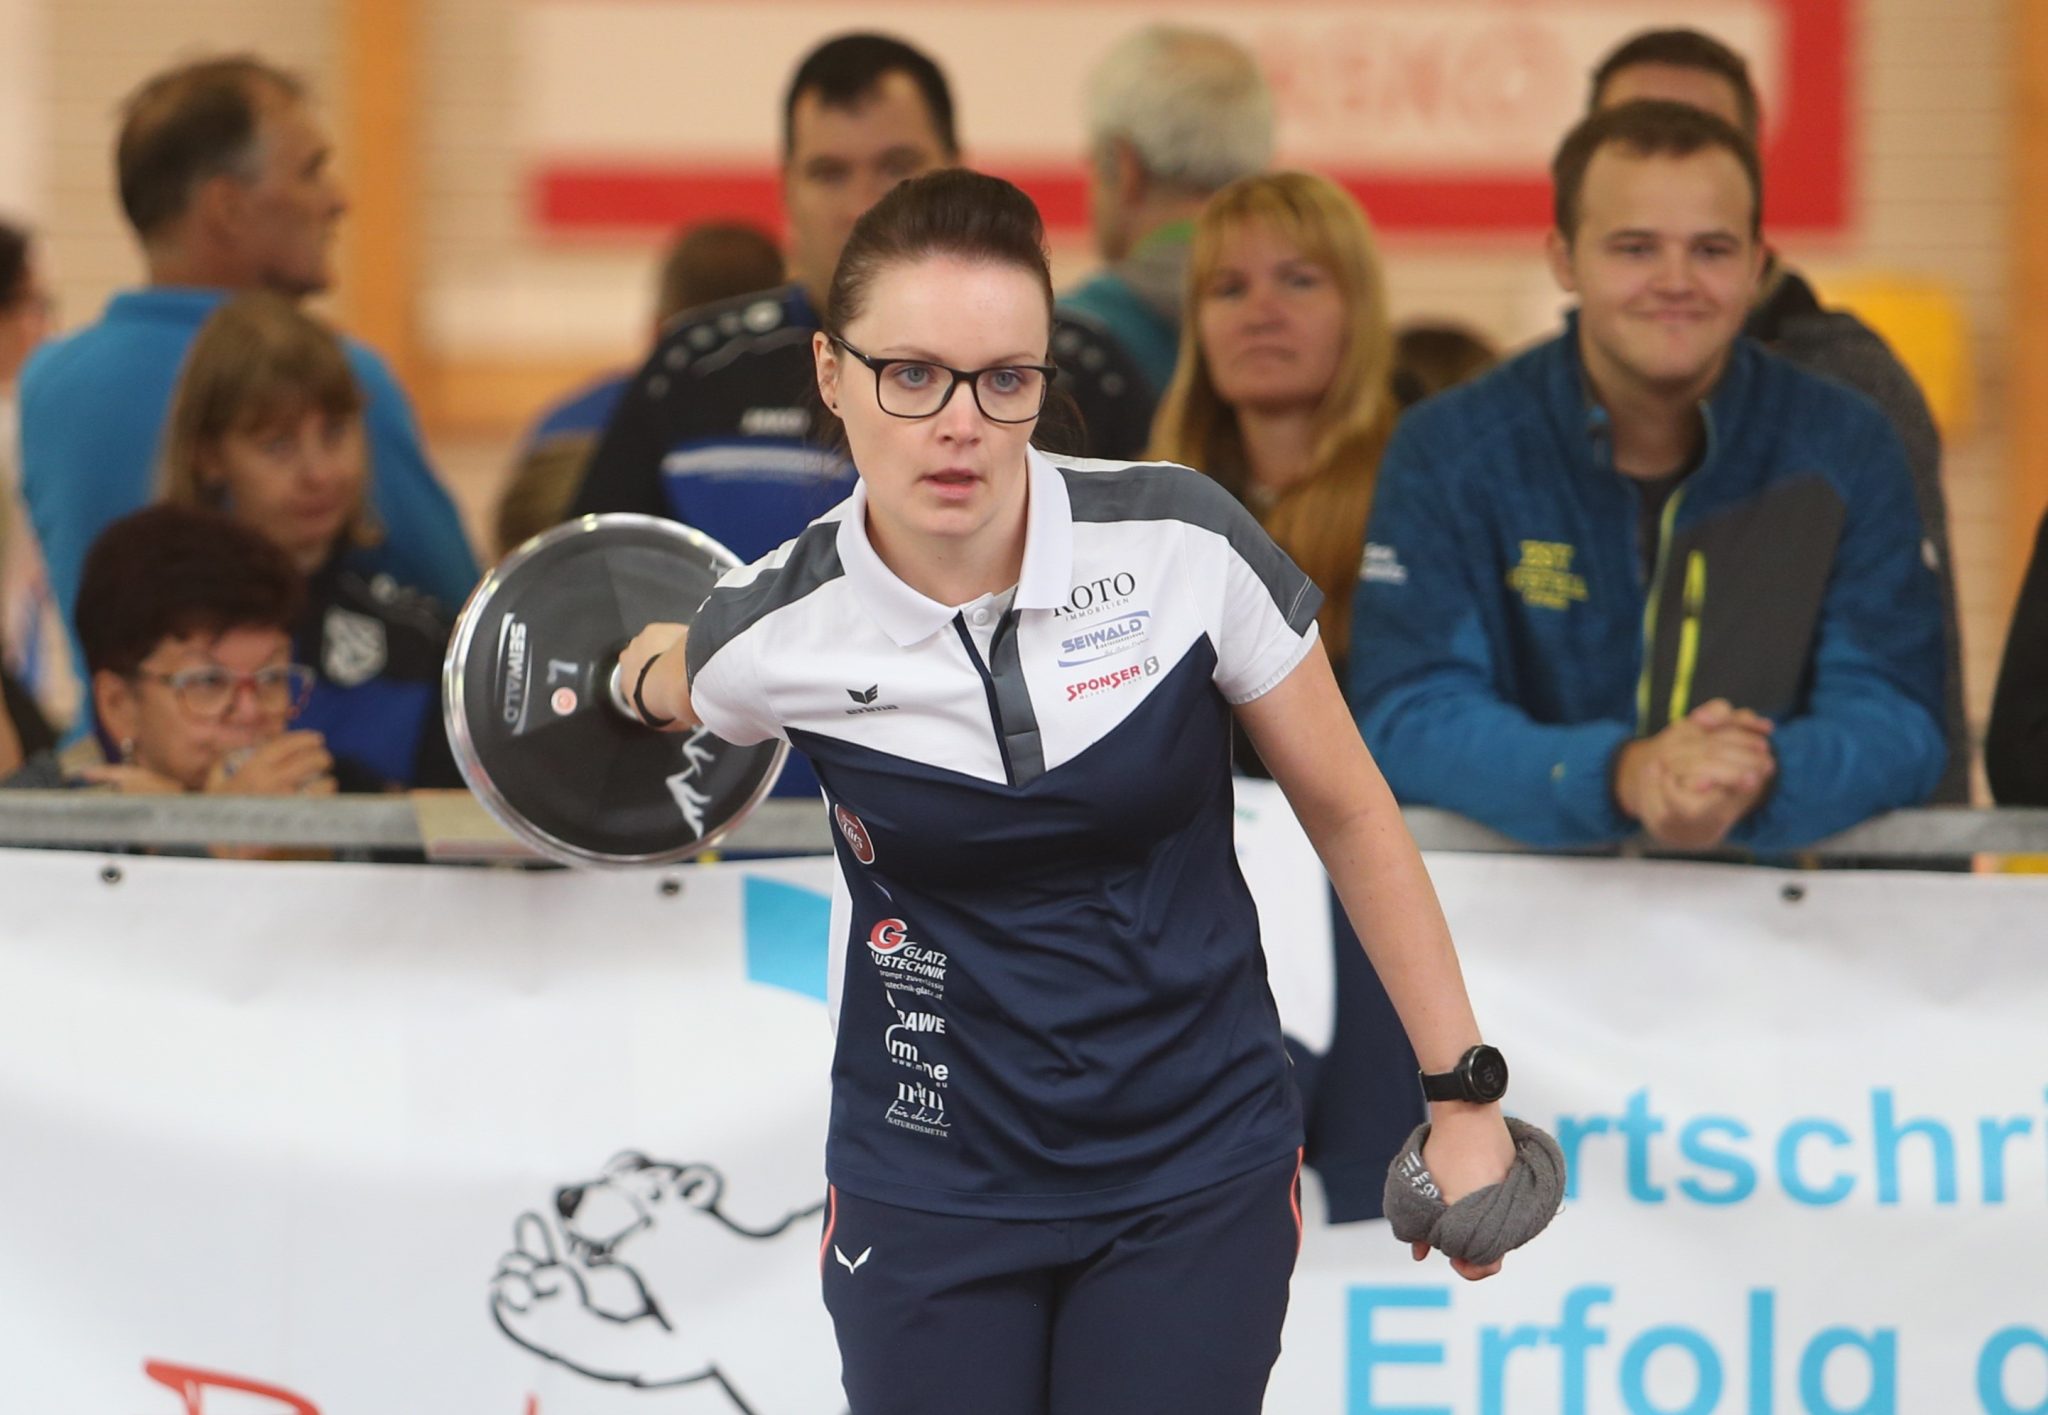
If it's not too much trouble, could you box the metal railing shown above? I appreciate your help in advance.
[3,790,2047,864]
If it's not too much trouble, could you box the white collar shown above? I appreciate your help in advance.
[834,445,1074,647]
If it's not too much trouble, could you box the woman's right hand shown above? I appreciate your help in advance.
[203,730,336,796]
[1415,1104,1519,1281]
[617,622,699,731]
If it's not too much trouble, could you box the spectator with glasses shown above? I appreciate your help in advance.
[158,293,460,790]
[3,504,337,796]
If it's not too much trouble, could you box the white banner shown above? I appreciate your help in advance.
[0,850,842,1415]
[1274,854,2048,1415]
[1,840,2044,1414]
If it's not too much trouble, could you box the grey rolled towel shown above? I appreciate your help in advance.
[1383,1116,1566,1267]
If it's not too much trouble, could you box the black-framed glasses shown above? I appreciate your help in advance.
[833,336,1055,424]
[132,664,316,719]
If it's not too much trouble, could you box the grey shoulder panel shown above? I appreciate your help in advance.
[1056,459,1321,634]
[686,523,845,679]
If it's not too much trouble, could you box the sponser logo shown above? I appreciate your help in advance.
[868,918,910,953]
[1064,655,1159,702]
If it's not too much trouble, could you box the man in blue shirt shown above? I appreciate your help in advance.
[1350,102,1944,852]
[21,55,478,678]
[1061,24,1273,406]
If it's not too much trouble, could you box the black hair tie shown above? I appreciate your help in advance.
[633,652,676,728]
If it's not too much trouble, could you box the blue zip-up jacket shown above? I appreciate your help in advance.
[1348,325,1944,851]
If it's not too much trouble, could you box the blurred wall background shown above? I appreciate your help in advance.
[0,0,2027,769]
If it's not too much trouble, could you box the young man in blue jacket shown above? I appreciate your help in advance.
[1349,101,1944,852]
[1589,27,1969,807]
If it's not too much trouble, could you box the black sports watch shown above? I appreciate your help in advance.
[1418,1044,1509,1104]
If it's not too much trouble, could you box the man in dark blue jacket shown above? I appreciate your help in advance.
[567,35,1152,543]
[568,35,1151,802]
[1350,101,1943,852]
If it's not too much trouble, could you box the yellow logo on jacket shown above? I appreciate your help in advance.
[1507,541,1589,611]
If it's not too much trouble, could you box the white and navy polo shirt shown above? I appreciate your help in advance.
[686,447,1322,1219]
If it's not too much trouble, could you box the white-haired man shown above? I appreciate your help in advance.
[1063,25,1273,402]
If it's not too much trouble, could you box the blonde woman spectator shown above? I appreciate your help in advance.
[1147,171,1421,1225]
[1150,171,1399,688]
[160,294,458,789]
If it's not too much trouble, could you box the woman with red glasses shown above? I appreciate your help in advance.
[3,505,339,797]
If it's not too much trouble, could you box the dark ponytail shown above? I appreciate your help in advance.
[825,168,1054,335]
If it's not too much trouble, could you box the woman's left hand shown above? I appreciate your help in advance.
[616,621,698,731]
[1415,1104,1518,1280]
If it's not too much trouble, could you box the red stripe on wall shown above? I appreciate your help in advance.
[537,153,1838,239]
[1767,0,1851,230]
[535,165,1566,235]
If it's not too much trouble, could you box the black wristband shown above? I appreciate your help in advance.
[632,652,675,727]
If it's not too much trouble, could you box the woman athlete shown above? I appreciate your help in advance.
[621,168,1528,1415]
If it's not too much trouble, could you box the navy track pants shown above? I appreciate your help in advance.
[820,1150,1303,1415]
